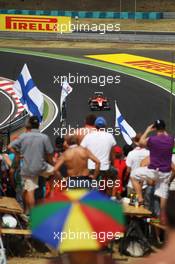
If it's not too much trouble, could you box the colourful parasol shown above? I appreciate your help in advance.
[30,189,125,252]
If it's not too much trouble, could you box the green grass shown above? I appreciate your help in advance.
[0,48,173,94]
[43,100,49,121]
[77,18,175,32]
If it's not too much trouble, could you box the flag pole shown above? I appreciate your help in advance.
[114,100,117,128]
[61,101,67,128]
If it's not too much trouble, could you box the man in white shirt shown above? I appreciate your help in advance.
[81,117,116,194]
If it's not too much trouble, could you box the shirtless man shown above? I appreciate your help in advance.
[54,135,100,189]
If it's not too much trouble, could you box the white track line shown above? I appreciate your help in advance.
[0,90,15,126]
[0,77,58,131]
[41,55,174,97]
[41,93,58,132]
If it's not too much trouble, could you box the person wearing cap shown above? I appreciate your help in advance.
[131,120,174,223]
[9,116,57,213]
[81,116,116,194]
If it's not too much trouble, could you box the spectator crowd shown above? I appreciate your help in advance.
[0,113,175,264]
[0,114,175,226]
[0,114,175,225]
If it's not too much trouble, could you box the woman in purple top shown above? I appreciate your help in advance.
[131,120,174,224]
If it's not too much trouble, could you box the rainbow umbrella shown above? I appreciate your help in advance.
[30,190,125,252]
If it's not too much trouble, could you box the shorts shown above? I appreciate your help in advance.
[131,166,171,199]
[23,163,54,192]
[23,177,38,192]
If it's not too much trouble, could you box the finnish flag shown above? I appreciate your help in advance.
[13,64,44,123]
[115,101,136,145]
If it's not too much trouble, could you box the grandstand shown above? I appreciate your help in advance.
[0,0,174,12]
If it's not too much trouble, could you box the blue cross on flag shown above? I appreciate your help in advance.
[12,64,44,123]
[115,101,136,145]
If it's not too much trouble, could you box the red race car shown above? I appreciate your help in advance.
[88,92,110,111]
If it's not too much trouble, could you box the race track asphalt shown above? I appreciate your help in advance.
[0,50,174,145]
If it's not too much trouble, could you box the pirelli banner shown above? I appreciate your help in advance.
[0,14,72,33]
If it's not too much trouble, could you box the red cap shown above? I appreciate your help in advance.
[114,146,123,154]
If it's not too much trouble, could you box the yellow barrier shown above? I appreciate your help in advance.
[0,14,71,33]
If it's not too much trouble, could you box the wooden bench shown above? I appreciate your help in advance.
[149,221,167,230]
[1,228,31,236]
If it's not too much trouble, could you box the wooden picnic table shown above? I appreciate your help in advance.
[123,203,152,217]
[0,197,23,214]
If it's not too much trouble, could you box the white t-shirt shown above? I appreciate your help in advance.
[126,147,150,188]
[81,131,116,170]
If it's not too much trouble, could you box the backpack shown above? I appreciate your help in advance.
[119,218,151,257]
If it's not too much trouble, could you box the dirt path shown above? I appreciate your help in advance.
[75,18,175,32]
[0,39,175,50]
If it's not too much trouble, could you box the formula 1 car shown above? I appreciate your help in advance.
[88,92,110,111]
